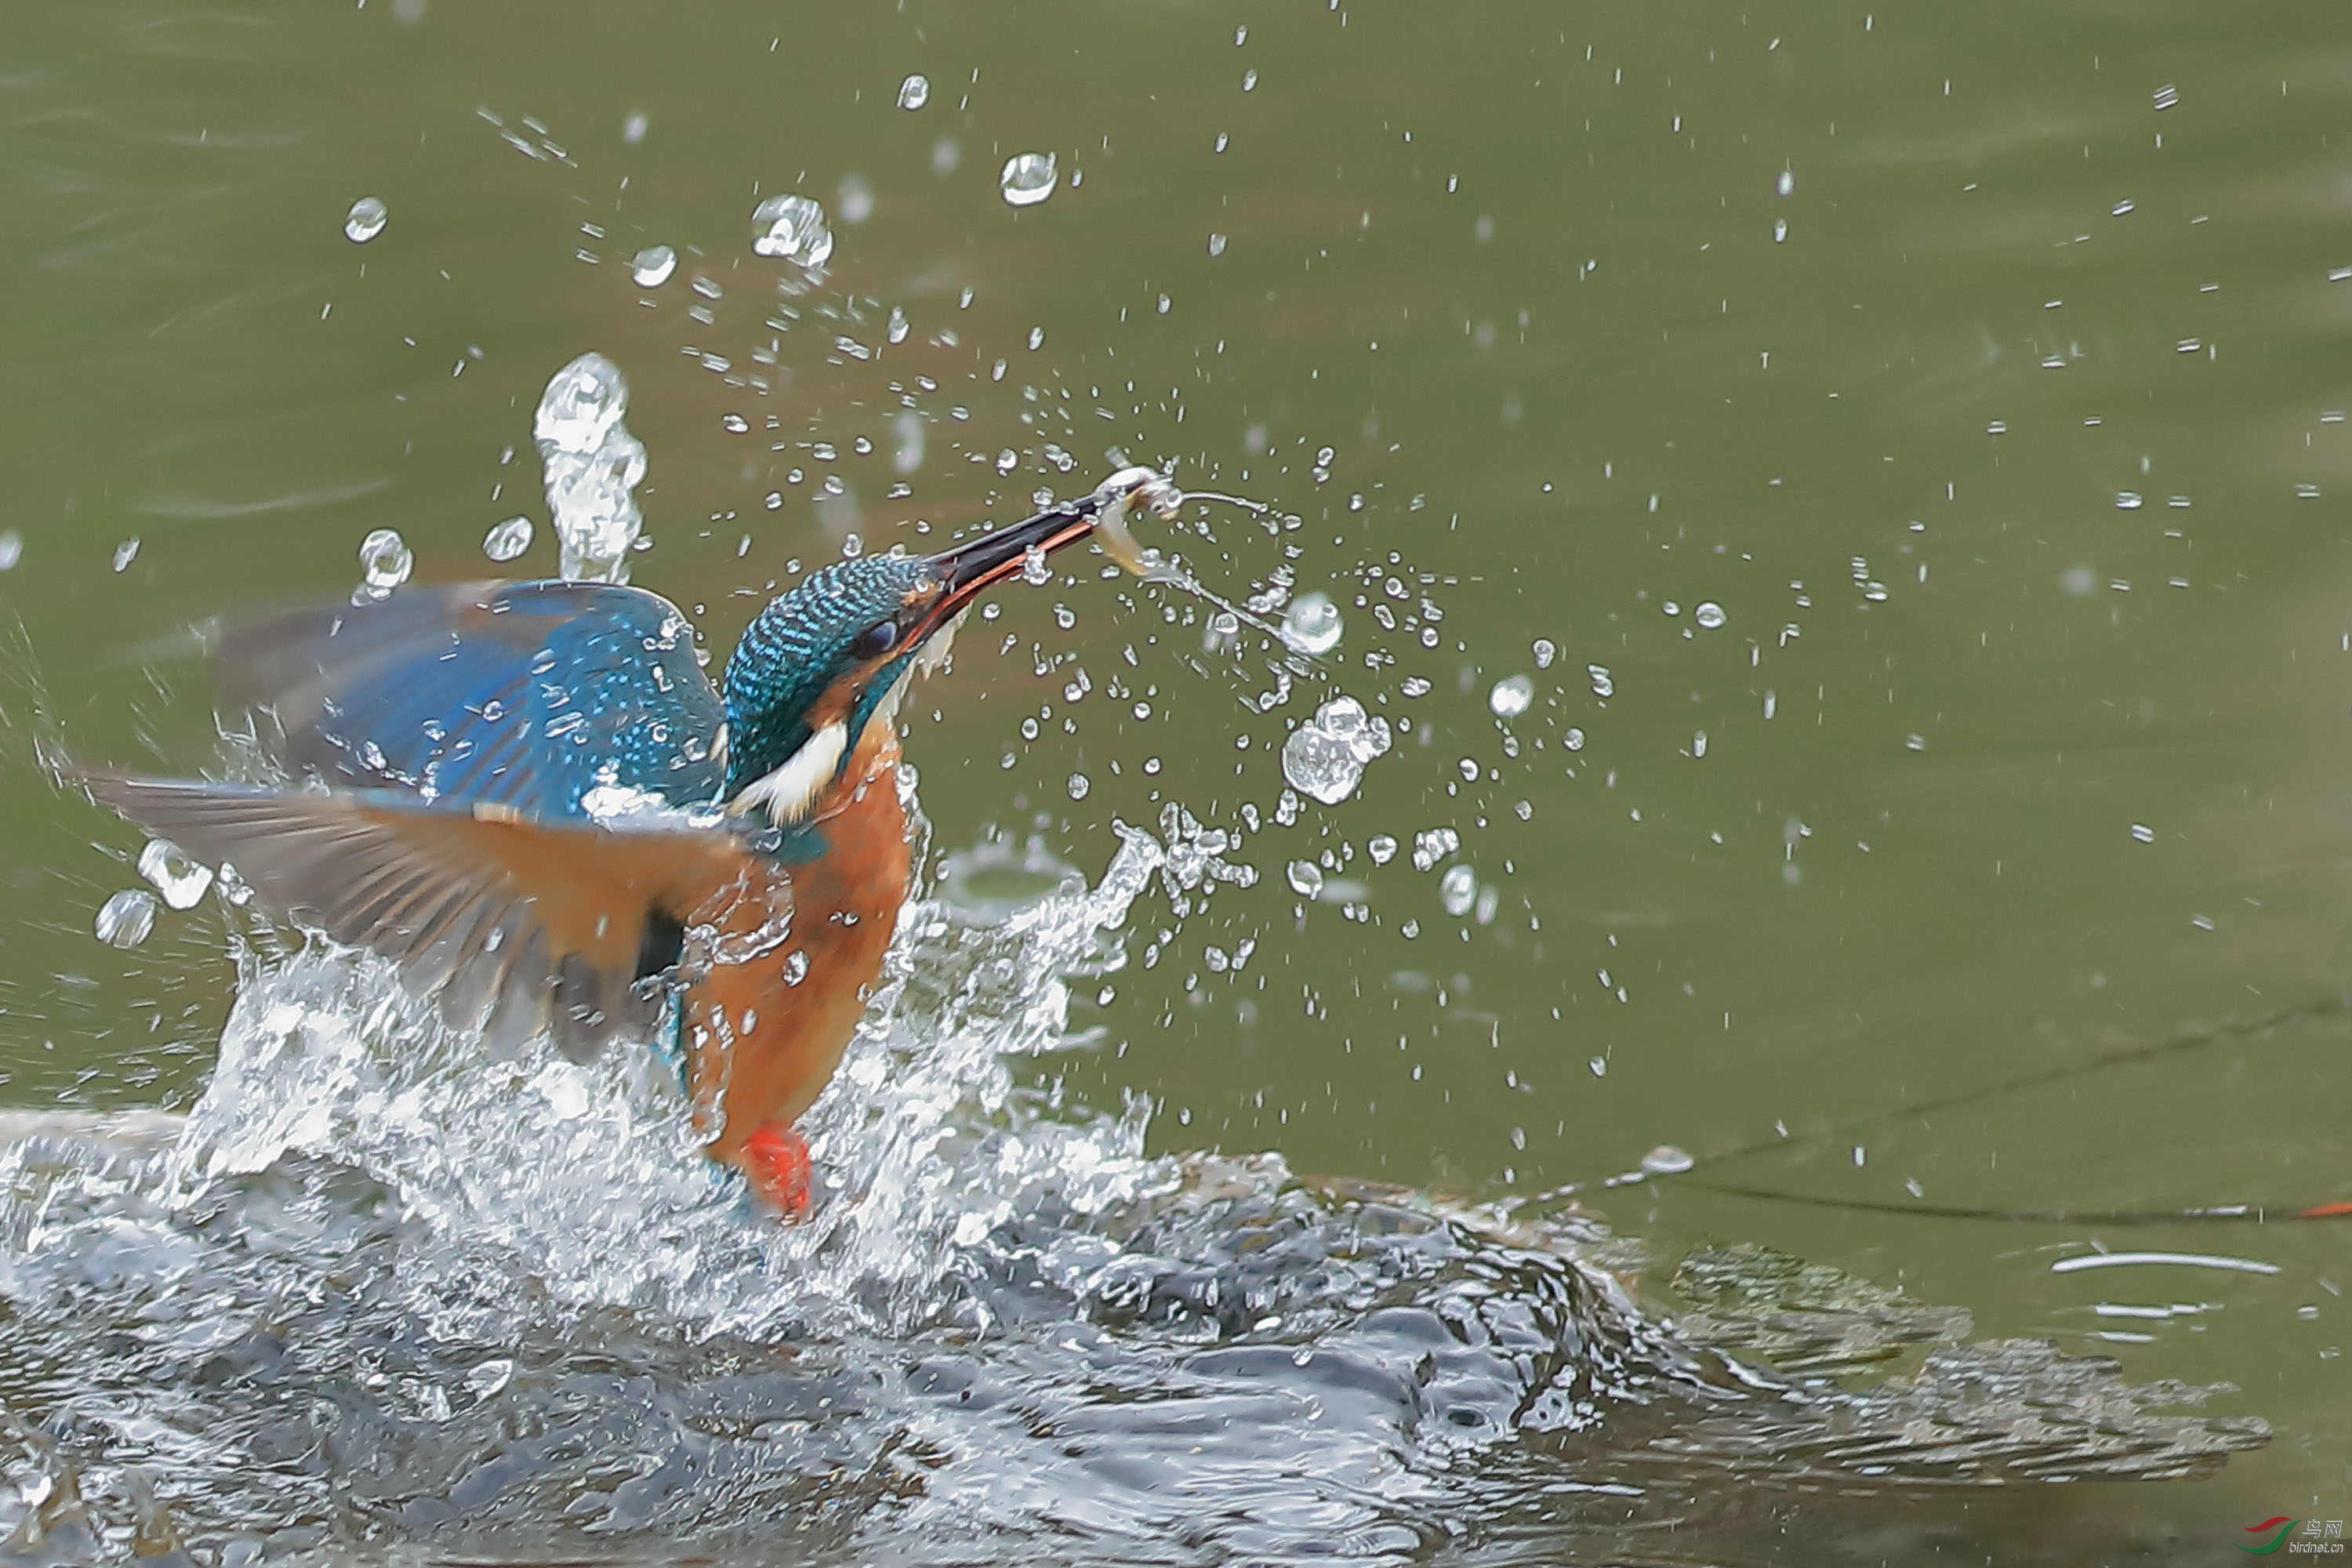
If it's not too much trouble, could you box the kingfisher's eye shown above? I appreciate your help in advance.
[851,621,899,660]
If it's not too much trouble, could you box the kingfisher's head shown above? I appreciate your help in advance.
[718,499,1105,822]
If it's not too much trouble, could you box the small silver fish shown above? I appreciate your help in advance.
[1091,466,1184,581]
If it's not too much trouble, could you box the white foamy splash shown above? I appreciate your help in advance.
[147,789,1192,1341]
[534,352,648,584]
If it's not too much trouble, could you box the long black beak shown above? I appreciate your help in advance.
[923,470,1167,624]
[926,496,1102,609]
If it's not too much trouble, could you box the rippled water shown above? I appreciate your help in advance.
[0,801,2274,1564]
[7,0,2352,1557]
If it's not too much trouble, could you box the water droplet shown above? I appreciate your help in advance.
[2130,822,2155,844]
[343,195,387,243]
[1693,601,1726,629]
[630,245,677,287]
[1207,232,1228,257]
[999,152,1058,208]
[1022,544,1052,586]
[837,172,874,225]
[1588,664,1614,699]
[1488,674,1534,717]
[1242,67,1258,91]
[359,528,413,590]
[886,306,910,344]
[1287,859,1325,898]
[780,950,809,985]
[2116,492,2144,510]
[1279,592,1343,655]
[0,531,20,571]
[1368,834,1398,865]
[897,73,931,111]
[1411,826,1459,873]
[1439,864,1477,916]
[2153,83,2179,111]
[1773,217,1788,242]
[1027,325,1044,350]
[1280,695,1394,806]
[1776,168,1795,196]
[1532,638,1556,669]
[1066,773,1091,800]
[750,194,834,267]
[1640,1145,1695,1175]
[892,411,924,474]
[137,839,212,909]
[1564,727,1586,751]
[621,111,648,144]
[95,889,156,949]
[483,515,533,562]
[112,538,140,572]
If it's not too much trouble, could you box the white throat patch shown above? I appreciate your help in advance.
[728,613,962,826]
[914,607,965,677]
[731,720,847,825]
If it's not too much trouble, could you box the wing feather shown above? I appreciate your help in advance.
[220,581,726,819]
[86,774,772,1062]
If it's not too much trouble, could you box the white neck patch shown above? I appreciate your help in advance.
[914,607,965,677]
[728,614,961,826]
[731,720,847,825]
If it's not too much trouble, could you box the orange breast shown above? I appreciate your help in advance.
[682,729,911,1166]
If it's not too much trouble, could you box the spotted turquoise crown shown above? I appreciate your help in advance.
[720,556,932,799]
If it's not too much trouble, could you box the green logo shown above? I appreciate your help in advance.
[2242,1518,2298,1555]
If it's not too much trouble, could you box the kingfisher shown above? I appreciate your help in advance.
[85,469,1181,1216]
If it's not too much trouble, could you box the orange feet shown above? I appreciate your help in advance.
[741,1123,814,1219]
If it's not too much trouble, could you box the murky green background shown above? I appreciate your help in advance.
[4,0,2350,1553]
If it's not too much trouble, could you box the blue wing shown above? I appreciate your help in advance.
[220,581,725,819]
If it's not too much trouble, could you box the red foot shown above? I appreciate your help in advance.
[2298,1200,2352,1219]
[741,1123,814,1219]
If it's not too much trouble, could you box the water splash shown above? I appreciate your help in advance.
[125,793,1180,1345]
[534,352,648,583]
[1282,695,1392,805]
[0,788,2277,1561]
